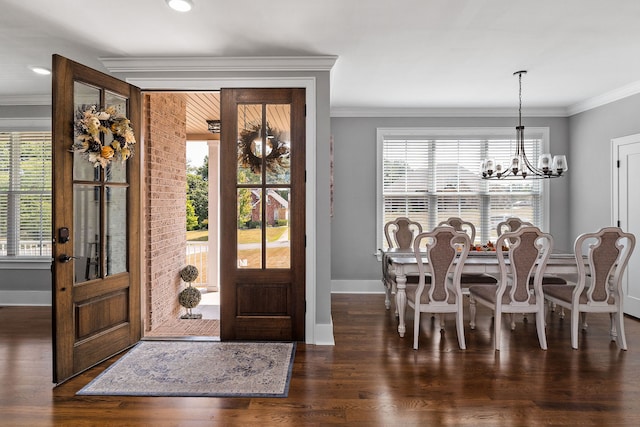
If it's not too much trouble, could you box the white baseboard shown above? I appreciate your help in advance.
[0,290,51,306]
[313,318,335,345]
[331,279,385,294]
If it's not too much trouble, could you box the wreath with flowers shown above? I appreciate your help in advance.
[72,105,136,168]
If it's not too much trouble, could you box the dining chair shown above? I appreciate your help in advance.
[469,226,554,351]
[407,226,471,349]
[543,227,636,350]
[438,217,498,292]
[382,217,423,311]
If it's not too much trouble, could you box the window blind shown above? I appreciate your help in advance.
[380,130,545,247]
[0,131,52,257]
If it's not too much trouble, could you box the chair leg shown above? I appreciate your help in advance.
[510,313,516,330]
[536,309,547,350]
[494,310,502,351]
[413,309,420,350]
[439,314,445,330]
[469,296,477,330]
[456,308,466,350]
[384,281,391,310]
[613,311,628,350]
[581,312,588,330]
[609,312,617,339]
[571,309,580,350]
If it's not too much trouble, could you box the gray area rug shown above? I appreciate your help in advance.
[77,341,296,397]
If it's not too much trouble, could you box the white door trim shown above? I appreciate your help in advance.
[128,76,318,344]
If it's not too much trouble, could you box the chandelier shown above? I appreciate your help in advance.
[481,71,567,180]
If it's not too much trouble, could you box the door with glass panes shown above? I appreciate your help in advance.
[52,55,141,383]
[220,88,305,341]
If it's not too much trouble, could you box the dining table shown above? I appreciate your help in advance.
[383,248,582,338]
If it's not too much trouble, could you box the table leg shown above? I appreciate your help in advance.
[395,269,407,337]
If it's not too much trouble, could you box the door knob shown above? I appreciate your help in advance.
[58,254,77,263]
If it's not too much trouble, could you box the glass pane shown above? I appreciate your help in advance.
[266,104,291,184]
[266,188,290,268]
[105,92,128,183]
[106,186,127,276]
[237,188,261,269]
[74,185,101,283]
[237,104,262,184]
[73,82,101,181]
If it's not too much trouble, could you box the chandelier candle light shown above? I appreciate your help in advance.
[481,71,567,180]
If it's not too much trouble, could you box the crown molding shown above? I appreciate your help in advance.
[330,106,569,118]
[100,56,338,73]
[0,95,50,106]
[568,80,640,116]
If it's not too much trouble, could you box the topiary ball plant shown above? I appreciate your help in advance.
[178,265,201,318]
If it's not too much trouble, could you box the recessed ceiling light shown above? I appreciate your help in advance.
[166,0,193,12]
[29,66,51,76]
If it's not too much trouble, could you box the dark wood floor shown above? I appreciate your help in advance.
[2,294,640,426]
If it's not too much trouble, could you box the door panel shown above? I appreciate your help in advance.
[619,140,640,317]
[52,54,141,383]
[220,88,305,341]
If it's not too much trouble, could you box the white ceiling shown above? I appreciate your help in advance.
[2,0,640,115]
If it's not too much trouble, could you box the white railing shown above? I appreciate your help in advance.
[0,241,52,257]
[186,241,208,288]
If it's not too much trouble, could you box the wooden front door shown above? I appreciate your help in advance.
[220,88,305,341]
[52,55,141,383]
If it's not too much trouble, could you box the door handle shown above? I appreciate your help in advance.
[58,254,77,263]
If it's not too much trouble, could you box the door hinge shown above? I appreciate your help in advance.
[304,170,307,182]
[304,104,307,117]
[304,235,307,247]
[617,160,621,168]
[618,220,621,227]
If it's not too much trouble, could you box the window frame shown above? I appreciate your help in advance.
[376,127,551,250]
[0,118,52,262]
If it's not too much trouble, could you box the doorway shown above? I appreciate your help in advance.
[142,89,307,341]
[142,92,221,339]
[612,134,640,318]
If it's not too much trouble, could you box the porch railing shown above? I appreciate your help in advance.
[0,241,52,257]
[186,241,208,288]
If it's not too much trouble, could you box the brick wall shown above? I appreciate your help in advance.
[144,93,187,329]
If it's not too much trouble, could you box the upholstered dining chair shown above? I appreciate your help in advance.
[438,217,498,292]
[382,217,423,311]
[469,226,554,351]
[407,226,471,349]
[543,227,636,350]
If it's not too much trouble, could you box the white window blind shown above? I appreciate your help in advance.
[0,131,52,257]
[378,128,547,248]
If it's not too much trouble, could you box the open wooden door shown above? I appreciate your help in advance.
[220,88,305,341]
[51,55,141,383]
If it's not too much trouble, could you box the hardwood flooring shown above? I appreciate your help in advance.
[2,294,640,426]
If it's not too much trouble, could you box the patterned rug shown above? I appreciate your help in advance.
[77,341,296,397]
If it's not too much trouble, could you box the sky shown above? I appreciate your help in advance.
[186,141,208,167]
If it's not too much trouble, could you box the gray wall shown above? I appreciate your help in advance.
[330,116,571,284]
[569,92,640,240]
